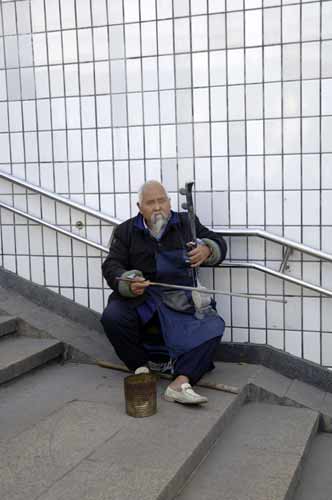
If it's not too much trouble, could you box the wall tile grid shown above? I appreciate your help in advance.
[0,0,331,366]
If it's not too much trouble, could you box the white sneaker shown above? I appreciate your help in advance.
[134,366,150,375]
[164,383,208,405]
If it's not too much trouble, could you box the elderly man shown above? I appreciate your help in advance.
[101,181,227,405]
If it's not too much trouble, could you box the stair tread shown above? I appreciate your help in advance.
[0,315,15,322]
[0,287,114,362]
[0,284,329,500]
[176,403,319,500]
[0,336,63,386]
[0,362,242,500]
[0,336,62,368]
[294,433,332,500]
[0,316,17,337]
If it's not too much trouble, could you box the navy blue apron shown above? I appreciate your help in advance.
[145,247,225,359]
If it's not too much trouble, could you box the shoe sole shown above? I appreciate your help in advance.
[163,394,208,405]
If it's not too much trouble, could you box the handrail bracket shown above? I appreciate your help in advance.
[279,246,293,273]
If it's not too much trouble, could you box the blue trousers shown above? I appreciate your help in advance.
[101,299,220,385]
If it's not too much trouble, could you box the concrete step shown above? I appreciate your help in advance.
[0,286,116,363]
[176,403,319,500]
[293,433,332,500]
[0,336,64,385]
[0,362,246,500]
[0,315,17,337]
[203,363,332,433]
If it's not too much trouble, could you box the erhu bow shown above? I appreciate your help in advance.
[116,277,286,303]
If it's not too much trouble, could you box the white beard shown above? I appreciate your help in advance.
[149,213,168,238]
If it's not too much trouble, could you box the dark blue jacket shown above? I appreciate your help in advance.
[102,211,227,308]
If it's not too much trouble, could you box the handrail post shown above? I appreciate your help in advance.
[279,246,293,273]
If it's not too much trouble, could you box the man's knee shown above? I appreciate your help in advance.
[101,301,135,337]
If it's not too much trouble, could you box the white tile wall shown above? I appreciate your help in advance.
[249,328,266,345]
[267,329,284,351]
[285,330,302,358]
[0,0,331,366]
[322,334,332,366]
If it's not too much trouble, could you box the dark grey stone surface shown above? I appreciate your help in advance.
[203,363,332,433]
[0,400,125,500]
[177,403,319,500]
[2,268,332,500]
[2,276,332,432]
[319,392,332,432]
[217,342,332,394]
[248,365,293,399]
[1,353,329,500]
[201,361,260,389]
[286,379,326,411]
[0,285,117,364]
[2,266,332,395]
[293,433,332,500]
[0,361,242,500]
[216,341,266,364]
[0,336,64,385]
[0,316,17,337]
[0,362,118,442]
[0,267,103,333]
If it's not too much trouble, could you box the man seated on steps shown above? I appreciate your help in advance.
[101,180,227,405]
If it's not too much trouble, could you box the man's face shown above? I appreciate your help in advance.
[138,184,171,225]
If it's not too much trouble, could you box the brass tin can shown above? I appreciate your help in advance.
[124,373,157,418]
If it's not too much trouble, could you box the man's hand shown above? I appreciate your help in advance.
[187,244,212,268]
[129,276,150,296]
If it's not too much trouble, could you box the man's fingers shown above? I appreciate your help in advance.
[189,251,207,267]
[133,283,150,290]
[189,250,204,266]
[189,257,199,264]
[130,278,150,295]
[188,245,211,267]
[189,248,204,260]
[188,247,206,258]
[189,257,202,267]
[132,282,150,289]
[190,258,204,268]
[136,279,150,286]
[131,277,149,286]
[187,248,200,257]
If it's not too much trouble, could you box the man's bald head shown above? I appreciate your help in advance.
[137,180,168,205]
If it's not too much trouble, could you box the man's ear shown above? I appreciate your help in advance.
[137,201,141,213]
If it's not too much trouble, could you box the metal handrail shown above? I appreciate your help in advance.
[221,262,332,297]
[1,171,332,297]
[1,171,331,264]
[220,229,332,263]
[1,201,332,298]
[0,171,121,226]
[0,201,107,253]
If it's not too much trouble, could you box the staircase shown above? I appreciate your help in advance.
[0,282,331,500]
[176,403,318,500]
[293,433,332,500]
[0,315,64,385]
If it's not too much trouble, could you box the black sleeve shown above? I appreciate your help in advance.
[195,215,227,264]
[101,225,130,291]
